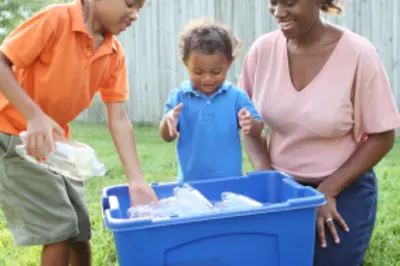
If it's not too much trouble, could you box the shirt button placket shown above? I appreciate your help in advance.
[86,35,93,56]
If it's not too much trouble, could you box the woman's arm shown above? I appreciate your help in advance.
[317,130,395,197]
[243,132,272,171]
[316,42,400,248]
[315,130,395,248]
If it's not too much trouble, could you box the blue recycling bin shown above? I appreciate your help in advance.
[102,170,325,266]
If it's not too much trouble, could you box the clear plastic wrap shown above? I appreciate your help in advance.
[127,184,263,220]
[15,131,107,181]
[214,192,263,212]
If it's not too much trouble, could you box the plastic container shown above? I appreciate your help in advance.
[15,131,106,181]
[102,170,326,266]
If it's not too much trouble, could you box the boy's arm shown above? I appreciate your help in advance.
[100,48,158,205]
[0,53,43,121]
[0,9,64,161]
[106,102,158,205]
[0,53,64,162]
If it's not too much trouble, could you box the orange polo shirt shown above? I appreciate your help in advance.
[0,0,128,138]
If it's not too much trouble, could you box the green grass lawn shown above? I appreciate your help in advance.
[0,121,399,266]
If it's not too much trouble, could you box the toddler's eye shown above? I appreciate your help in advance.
[126,0,133,8]
[212,70,221,75]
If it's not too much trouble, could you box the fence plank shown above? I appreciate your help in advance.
[76,0,400,136]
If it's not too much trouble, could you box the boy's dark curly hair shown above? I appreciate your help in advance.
[179,18,242,61]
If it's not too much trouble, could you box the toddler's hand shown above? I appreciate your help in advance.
[166,103,183,138]
[238,108,253,136]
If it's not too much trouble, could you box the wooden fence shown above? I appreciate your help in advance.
[76,0,400,130]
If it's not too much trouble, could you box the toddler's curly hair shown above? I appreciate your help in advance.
[179,18,242,61]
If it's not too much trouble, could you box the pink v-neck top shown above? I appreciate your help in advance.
[239,29,400,179]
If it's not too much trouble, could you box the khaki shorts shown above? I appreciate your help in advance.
[0,132,91,246]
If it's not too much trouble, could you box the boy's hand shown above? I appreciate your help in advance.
[129,180,159,207]
[238,108,254,136]
[26,112,64,163]
[166,103,183,138]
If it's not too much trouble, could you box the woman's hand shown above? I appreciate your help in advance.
[316,191,349,248]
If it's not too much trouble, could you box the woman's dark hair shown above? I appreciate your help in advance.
[179,18,242,61]
[321,0,343,14]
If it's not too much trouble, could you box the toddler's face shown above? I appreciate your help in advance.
[184,51,232,96]
[94,0,144,35]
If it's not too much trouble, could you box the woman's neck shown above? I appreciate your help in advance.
[289,18,327,49]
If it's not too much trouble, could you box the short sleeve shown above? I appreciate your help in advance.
[164,88,181,114]
[99,53,129,103]
[0,7,57,68]
[353,47,400,140]
[237,44,258,99]
[237,89,261,121]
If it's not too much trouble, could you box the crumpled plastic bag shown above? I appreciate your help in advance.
[15,131,107,181]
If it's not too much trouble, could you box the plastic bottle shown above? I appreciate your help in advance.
[215,192,262,212]
[127,196,182,220]
[172,184,215,217]
[15,131,107,181]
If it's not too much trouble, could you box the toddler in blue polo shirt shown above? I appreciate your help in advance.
[159,19,265,182]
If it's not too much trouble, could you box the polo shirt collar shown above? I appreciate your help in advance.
[70,0,118,52]
[183,80,231,95]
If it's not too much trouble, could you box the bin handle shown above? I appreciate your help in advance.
[102,196,110,212]
[102,196,120,212]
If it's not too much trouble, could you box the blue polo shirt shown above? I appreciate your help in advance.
[164,80,262,182]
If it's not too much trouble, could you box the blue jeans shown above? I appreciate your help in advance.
[312,170,378,266]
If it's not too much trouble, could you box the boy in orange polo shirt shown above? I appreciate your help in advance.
[0,0,157,265]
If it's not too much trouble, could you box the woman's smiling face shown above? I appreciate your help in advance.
[268,0,322,39]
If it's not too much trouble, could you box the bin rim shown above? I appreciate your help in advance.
[101,171,326,231]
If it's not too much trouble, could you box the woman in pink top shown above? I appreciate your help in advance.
[239,0,400,265]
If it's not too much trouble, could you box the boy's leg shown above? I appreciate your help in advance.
[41,241,70,266]
[70,241,91,266]
[0,132,92,266]
[63,177,92,266]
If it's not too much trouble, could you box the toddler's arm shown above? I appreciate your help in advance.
[159,89,182,142]
[237,89,264,137]
[159,103,182,142]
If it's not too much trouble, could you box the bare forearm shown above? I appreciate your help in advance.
[318,130,395,197]
[108,115,145,183]
[159,117,176,142]
[0,53,42,120]
[243,133,272,171]
[248,120,264,137]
